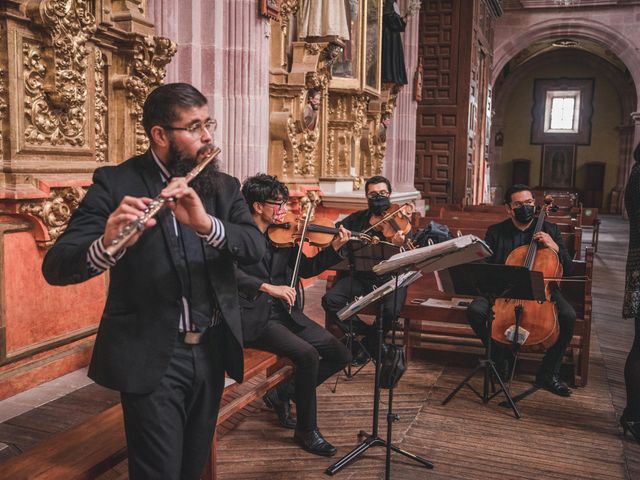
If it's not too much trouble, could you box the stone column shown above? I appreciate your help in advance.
[147,0,270,180]
[382,0,420,201]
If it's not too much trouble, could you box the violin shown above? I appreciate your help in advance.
[492,196,561,352]
[365,202,414,247]
[268,212,375,248]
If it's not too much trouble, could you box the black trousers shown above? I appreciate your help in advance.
[120,332,225,480]
[322,275,407,353]
[247,313,350,431]
[466,290,576,376]
[624,314,640,419]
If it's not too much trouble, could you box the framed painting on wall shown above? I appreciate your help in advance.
[260,0,281,20]
[541,144,576,188]
[363,0,382,93]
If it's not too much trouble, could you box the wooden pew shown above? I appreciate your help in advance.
[0,349,293,480]
[418,217,582,261]
[580,207,601,253]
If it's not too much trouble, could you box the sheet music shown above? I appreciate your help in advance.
[419,297,472,309]
[337,271,423,321]
[372,235,492,276]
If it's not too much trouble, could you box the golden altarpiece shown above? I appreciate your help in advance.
[268,0,399,197]
[0,0,175,398]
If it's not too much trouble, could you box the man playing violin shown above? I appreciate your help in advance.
[466,184,576,397]
[237,174,351,457]
[322,175,411,366]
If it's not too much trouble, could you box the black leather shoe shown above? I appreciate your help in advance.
[263,389,296,429]
[534,373,572,397]
[294,429,337,457]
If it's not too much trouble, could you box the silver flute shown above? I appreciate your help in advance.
[105,145,221,257]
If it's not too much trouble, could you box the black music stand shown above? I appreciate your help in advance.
[329,242,399,390]
[439,263,546,419]
[326,271,434,478]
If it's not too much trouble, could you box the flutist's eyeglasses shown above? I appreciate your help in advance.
[162,119,217,137]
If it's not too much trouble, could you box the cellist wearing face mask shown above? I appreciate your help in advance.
[322,175,414,367]
[466,184,577,397]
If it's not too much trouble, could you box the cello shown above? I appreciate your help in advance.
[491,197,561,352]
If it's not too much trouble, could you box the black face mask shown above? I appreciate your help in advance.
[513,204,535,224]
[368,196,391,215]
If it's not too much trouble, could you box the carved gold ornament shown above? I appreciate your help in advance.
[24,0,97,147]
[122,36,177,154]
[279,0,301,36]
[94,48,108,163]
[19,186,86,246]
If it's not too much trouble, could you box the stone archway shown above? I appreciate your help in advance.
[492,17,640,103]
[490,17,640,209]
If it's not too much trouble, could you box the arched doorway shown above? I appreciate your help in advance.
[490,22,638,211]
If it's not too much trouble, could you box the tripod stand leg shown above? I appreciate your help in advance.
[325,435,383,475]
[499,385,540,407]
[387,443,434,469]
[441,362,486,405]
[488,362,521,418]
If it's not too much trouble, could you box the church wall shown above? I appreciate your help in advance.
[0,0,175,399]
[498,61,621,203]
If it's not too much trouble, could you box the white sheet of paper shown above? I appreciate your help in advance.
[420,298,453,308]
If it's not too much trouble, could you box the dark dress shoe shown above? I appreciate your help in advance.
[263,389,296,429]
[621,413,640,444]
[294,429,337,457]
[534,374,572,397]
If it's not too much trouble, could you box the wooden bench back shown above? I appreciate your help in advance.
[0,348,292,480]
[416,212,582,260]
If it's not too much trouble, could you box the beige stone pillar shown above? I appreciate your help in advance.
[148,0,270,180]
[383,0,421,202]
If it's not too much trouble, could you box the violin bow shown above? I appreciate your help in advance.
[288,201,315,313]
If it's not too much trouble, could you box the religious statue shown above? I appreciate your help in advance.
[298,0,350,43]
[303,88,322,131]
[381,0,408,85]
[378,112,391,143]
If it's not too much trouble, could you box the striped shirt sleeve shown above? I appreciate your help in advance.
[196,214,227,248]
[86,235,126,276]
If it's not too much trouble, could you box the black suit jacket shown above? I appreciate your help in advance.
[236,239,342,343]
[42,151,265,393]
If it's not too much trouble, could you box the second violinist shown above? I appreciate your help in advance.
[322,175,414,366]
[236,174,351,457]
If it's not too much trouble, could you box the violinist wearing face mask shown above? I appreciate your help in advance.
[466,184,576,397]
[322,176,412,366]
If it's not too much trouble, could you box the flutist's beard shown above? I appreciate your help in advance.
[167,142,220,197]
